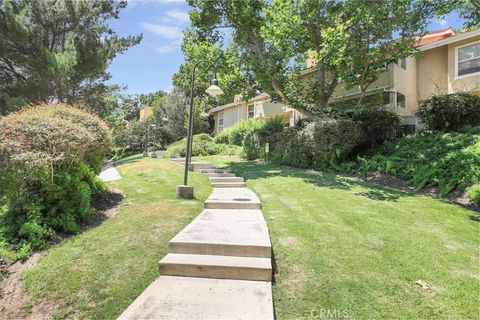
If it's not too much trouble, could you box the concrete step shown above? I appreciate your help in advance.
[200,168,228,173]
[204,188,261,209]
[159,253,272,281]
[206,172,235,177]
[118,276,274,320]
[211,181,246,188]
[209,176,244,183]
[190,162,215,170]
[168,158,185,163]
[169,209,271,258]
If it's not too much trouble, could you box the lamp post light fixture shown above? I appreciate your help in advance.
[176,60,223,199]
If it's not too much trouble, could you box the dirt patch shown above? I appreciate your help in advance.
[283,264,308,294]
[0,253,57,320]
[345,171,478,211]
[92,187,124,218]
[279,236,299,249]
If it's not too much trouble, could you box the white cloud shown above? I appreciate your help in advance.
[165,10,190,24]
[439,19,448,26]
[142,23,183,39]
[156,45,178,54]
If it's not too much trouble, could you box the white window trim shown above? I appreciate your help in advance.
[247,104,255,119]
[217,111,224,130]
[454,40,480,80]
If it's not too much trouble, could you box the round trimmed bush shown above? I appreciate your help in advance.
[0,104,111,253]
[417,92,480,131]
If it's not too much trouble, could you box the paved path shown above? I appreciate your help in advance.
[119,162,274,320]
[99,161,121,182]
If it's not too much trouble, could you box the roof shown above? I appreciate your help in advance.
[415,28,456,47]
[417,28,480,51]
[209,93,269,114]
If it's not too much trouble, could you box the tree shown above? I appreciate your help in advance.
[0,0,141,115]
[173,31,248,107]
[185,0,455,115]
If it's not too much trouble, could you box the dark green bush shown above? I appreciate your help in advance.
[244,117,363,171]
[0,104,110,258]
[351,109,400,148]
[417,92,480,131]
[242,117,286,160]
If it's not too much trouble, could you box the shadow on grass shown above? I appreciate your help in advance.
[223,160,411,202]
[113,154,145,166]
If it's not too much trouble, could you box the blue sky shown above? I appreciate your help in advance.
[107,1,465,95]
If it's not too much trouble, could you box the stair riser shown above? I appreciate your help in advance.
[209,177,244,182]
[159,263,272,281]
[211,183,246,188]
[200,169,228,173]
[206,173,235,177]
[169,242,271,258]
[204,202,261,209]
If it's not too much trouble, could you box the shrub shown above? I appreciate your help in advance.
[243,117,363,171]
[351,109,400,149]
[242,117,286,160]
[347,129,480,196]
[0,104,110,256]
[213,119,264,146]
[306,118,363,170]
[466,184,480,205]
[417,92,480,131]
[166,134,241,157]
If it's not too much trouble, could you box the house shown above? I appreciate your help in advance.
[139,105,153,120]
[208,93,307,132]
[210,28,479,132]
[302,28,480,129]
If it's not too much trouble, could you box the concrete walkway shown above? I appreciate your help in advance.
[119,162,274,320]
[98,161,121,182]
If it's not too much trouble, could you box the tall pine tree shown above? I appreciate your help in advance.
[0,0,141,116]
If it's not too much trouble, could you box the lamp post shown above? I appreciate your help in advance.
[176,60,223,199]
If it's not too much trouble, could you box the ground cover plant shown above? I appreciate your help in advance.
[346,126,480,197]
[0,104,111,260]
[197,155,479,319]
[13,156,212,319]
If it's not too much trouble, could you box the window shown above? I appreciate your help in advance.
[395,58,406,69]
[247,104,255,119]
[397,93,406,108]
[218,112,224,126]
[456,41,480,77]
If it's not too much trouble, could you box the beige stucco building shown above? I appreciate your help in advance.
[211,28,479,132]
[303,28,480,128]
[209,93,307,133]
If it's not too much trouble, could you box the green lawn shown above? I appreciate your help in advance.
[22,155,212,319]
[20,155,479,319]
[198,155,479,319]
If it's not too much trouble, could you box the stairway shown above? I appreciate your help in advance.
[118,162,274,320]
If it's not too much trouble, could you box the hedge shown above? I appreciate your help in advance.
[0,104,111,259]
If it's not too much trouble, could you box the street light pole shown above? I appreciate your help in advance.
[177,59,223,199]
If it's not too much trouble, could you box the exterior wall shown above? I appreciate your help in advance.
[212,96,303,132]
[215,104,247,132]
[416,46,449,102]
[392,57,418,118]
[447,36,480,94]
[139,106,153,120]
[332,68,392,101]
